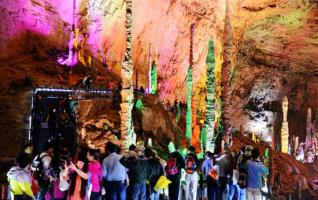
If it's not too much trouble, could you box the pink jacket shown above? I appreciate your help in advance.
[88,161,102,192]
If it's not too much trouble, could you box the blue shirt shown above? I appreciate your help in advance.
[201,158,212,179]
[246,160,269,189]
[102,152,127,181]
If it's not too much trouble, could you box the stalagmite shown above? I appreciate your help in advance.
[120,0,135,149]
[281,96,289,154]
[220,0,233,147]
[147,44,152,94]
[190,24,201,151]
[205,39,216,152]
[294,136,299,157]
[185,24,194,146]
[305,108,315,163]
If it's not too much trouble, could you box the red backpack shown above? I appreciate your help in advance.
[185,155,196,174]
[166,158,179,176]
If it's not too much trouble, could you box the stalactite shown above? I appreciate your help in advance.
[120,0,135,149]
[186,24,194,146]
[220,0,233,147]
[205,39,216,153]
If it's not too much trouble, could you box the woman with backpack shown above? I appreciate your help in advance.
[165,151,184,200]
[184,146,199,200]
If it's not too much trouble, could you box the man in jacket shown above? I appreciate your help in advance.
[120,149,149,200]
[7,153,35,200]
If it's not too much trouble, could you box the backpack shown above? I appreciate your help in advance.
[166,158,178,176]
[31,154,49,181]
[237,156,249,189]
[237,172,247,189]
[208,167,219,180]
[185,156,196,174]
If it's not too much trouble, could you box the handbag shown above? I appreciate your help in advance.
[58,171,70,192]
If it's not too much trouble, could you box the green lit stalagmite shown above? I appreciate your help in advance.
[186,67,193,145]
[150,61,157,94]
[205,39,216,152]
[185,24,194,146]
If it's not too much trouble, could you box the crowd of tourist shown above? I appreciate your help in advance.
[6,140,269,200]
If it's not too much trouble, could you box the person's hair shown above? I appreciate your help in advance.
[16,153,32,168]
[106,142,116,153]
[88,148,99,160]
[23,142,33,153]
[188,145,196,153]
[43,142,54,152]
[144,148,153,158]
[129,144,136,151]
[251,148,260,160]
[69,157,88,198]
[205,151,213,158]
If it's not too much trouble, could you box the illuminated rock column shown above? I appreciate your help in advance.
[305,108,315,163]
[220,0,233,146]
[120,0,135,149]
[306,108,312,146]
[281,96,289,154]
[205,39,216,153]
[185,25,194,146]
[150,61,157,94]
[189,24,201,151]
[147,45,152,94]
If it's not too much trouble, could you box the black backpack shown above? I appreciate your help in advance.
[31,154,49,181]
[237,156,249,189]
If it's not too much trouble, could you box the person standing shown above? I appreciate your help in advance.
[246,148,269,200]
[165,151,184,200]
[216,151,230,200]
[202,152,219,200]
[87,149,103,200]
[102,142,127,200]
[47,108,58,141]
[7,153,35,200]
[120,149,149,200]
[34,142,55,200]
[67,154,89,200]
[144,148,164,200]
[184,146,199,200]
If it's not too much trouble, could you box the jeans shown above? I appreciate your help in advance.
[206,177,218,200]
[149,192,159,200]
[228,180,237,200]
[131,183,146,200]
[90,191,102,200]
[168,176,180,200]
[246,188,261,200]
[237,186,246,200]
[14,195,33,200]
[217,177,229,200]
[185,172,198,200]
[105,180,126,200]
[36,180,50,200]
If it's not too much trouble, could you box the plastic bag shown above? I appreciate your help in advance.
[154,176,171,192]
